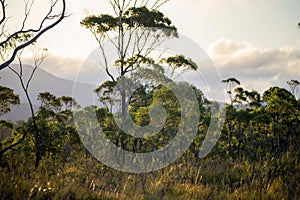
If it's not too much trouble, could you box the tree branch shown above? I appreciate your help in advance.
[0,0,6,25]
[0,0,66,70]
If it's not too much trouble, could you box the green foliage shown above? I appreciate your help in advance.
[222,77,241,86]
[0,85,20,115]
[0,119,13,130]
[80,14,118,33]
[161,54,198,71]
[1,0,299,198]
[0,83,299,199]
[0,33,33,50]
[81,6,177,37]
[123,6,177,36]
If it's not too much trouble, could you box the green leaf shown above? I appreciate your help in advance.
[81,14,118,33]
[160,54,198,70]
[0,119,13,129]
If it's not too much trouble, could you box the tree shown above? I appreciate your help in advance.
[244,90,261,108]
[0,85,20,116]
[94,81,118,112]
[34,92,79,165]
[233,87,246,105]
[263,87,299,154]
[0,85,22,159]
[0,0,66,70]
[81,0,196,115]
[221,77,241,105]
[287,80,299,98]
[0,85,19,145]
[1,45,79,167]
[6,45,48,167]
[81,0,199,160]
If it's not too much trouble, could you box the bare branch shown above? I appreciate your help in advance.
[0,0,66,70]
[21,0,35,31]
[99,41,116,83]
[26,48,47,90]
[0,0,6,25]
[151,0,170,9]
[0,0,59,46]
[2,46,47,159]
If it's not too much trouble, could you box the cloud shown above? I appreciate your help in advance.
[12,38,300,102]
[209,38,300,94]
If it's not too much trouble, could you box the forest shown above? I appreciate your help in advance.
[0,0,300,199]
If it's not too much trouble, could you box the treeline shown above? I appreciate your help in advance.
[0,78,299,199]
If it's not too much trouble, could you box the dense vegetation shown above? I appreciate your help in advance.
[0,0,299,199]
[0,77,299,199]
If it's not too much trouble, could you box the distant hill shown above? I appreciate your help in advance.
[1,103,39,123]
[0,65,99,122]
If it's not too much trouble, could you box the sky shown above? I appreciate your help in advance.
[6,0,300,101]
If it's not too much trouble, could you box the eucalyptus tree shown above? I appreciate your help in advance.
[221,77,241,105]
[94,81,118,112]
[81,0,196,115]
[244,90,261,108]
[233,87,246,106]
[287,80,299,98]
[7,44,49,167]
[81,0,199,157]
[0,85,20,157]
[30,92,80,166]
[263,87,299,154]
[1,49,79,166]
[0,85,20,116]
[220,78,240,155]
[0,85,19,144]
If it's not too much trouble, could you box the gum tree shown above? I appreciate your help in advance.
[81,0,199,163]
[81,0,197,114]
[221,77,241,105]
[0,85,20,158]
[287,80,299,98]
[263,87,299,154]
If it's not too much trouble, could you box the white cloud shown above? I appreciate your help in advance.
[209,38,300,94]
[12,38,300,102]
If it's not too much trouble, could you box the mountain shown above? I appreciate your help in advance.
[2,103,39,123]
[0,65,99,122]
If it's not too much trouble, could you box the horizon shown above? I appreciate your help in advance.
[3,0,300,102]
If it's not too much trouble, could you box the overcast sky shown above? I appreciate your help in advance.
[7,0,300,101]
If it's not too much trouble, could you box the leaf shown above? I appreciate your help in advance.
[0,119,13,129]
[80,14,118,33]
[160,54,198,70]
[0,85,20,115]
[124,6,177,37]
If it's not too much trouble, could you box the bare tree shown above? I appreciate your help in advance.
[0,0,66,70]
[0,46,47,166]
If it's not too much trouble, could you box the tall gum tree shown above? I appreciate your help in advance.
[81,0,199,163]
[81,0,198,120]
